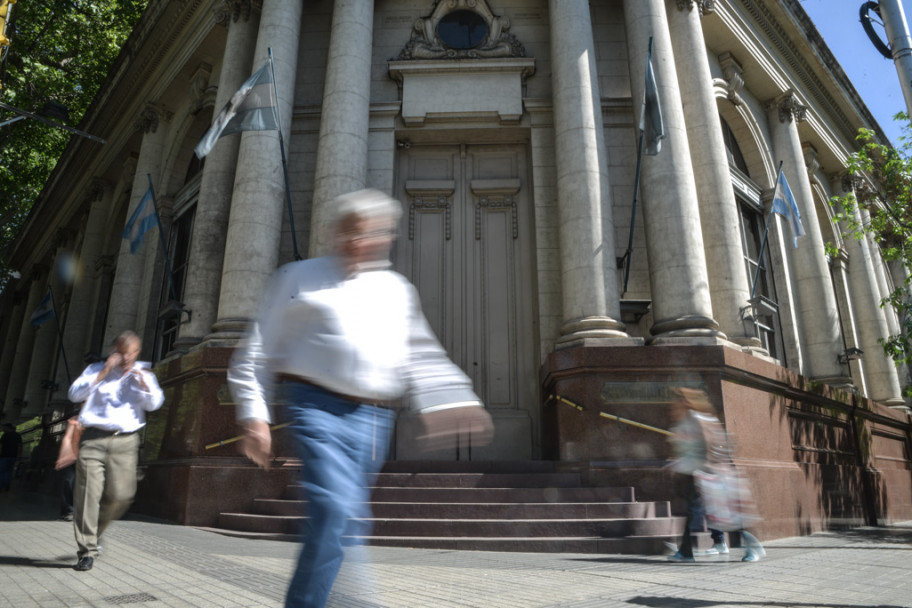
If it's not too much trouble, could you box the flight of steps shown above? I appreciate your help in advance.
[213,461,687,554]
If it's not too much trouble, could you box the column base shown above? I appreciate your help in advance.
[204,318,251,346]
[649,314,725,341]
[556,316,629,348]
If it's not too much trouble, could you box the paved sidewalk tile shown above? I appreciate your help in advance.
[1,490,911,607]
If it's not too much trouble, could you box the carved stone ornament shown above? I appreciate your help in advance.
[134,104,170,134]
[767,91,807,123]
[718,52,744,106]
[675,0,716,14]
[189,63,217,115]
[215,0,260,26]
[397,0,526,60]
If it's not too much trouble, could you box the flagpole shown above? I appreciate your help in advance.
[47,288,71,384]
[622,36,655,297]
[268,48,302,261]
[146,174,180,303]
[750,161,783,299]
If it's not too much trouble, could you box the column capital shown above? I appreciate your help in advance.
[86,178,111,203]
[802,143,820,178]
[95,254,116,274]
[675,0,716,15]
[134,104,172,134]
[216,0,262,27]
[190,62,217,115]
[765,90,807,123]
[718,52,744,106]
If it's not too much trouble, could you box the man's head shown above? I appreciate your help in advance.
[330,189,402,272]
[111,331,142,369]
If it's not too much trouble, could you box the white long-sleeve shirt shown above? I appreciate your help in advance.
[228,256,481,423]
[68,361,165,432]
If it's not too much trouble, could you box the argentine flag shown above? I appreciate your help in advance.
[771,170,805,248]
[122,185,159,254]
[30,290,55,327]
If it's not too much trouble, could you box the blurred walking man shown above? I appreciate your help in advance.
[229,189,493,607]
[67,331,164,571]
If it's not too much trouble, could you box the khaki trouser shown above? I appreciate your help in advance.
[73,428,140,558]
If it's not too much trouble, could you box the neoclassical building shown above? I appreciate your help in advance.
[1,0,910,539]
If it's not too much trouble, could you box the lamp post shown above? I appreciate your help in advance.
[862,1,912,128]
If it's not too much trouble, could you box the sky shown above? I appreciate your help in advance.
[799,0,911,146]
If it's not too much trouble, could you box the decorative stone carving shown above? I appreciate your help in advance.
[397,0,526,60]
[215,0,261,26]
[718,52,744,107]
[408,196,452,240]
[134,104,171,134]
[803,144,820,178]
[475,195,518,240]
[189,63,217,115]
[766,91,808,123]
[675,0,715,14]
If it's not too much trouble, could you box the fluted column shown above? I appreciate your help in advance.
[5,273,49,420]
[624,0,722,341]
[839,193,903,404]
[180,1,261,347]
[548,0,626,345]
[104,106,167,344]
[309,0,375,257]
[829,249,867,394]
[56,182,111,389]
[668,0,755,347]
[765,92,847,382]
[213,0,303,337]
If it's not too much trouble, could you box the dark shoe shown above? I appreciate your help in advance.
[74,557,93,571]
[60,514,73,522]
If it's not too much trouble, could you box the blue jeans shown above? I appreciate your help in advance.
[280,382,394,608]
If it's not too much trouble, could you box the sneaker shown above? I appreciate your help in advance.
[711,542,729,554]
[742,550,761,562]
[667,551,695,563]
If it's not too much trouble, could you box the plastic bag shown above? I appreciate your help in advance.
[694,462,761,532]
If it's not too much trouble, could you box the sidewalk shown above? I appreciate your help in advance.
[1,488,910,608]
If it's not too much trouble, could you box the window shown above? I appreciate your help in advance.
[721,117,749,176]
[155,204,194,360]
[437,10,488,49]
[738,200,785,360]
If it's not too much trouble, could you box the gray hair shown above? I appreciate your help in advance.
[330,189,402,226]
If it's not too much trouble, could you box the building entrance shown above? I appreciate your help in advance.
[392,142,538,460]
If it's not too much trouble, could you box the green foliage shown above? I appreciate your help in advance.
[831,113,912,396]
[0,1,148,288]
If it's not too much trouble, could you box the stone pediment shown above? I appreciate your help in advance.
[396,0,527,60]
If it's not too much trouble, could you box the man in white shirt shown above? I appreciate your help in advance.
[67,330,164,571]
[229,189,493,608]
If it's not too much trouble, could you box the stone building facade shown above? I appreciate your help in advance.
[1,0,911,539]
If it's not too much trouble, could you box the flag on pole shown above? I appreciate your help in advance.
[30,290,55,327]
[122,184,159,254]
[640,47,665,156]
[194,60,278,158]
[771,169,805,248]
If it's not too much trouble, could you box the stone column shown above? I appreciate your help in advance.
[765,92,847,382]
[104,105,168,345]
[668,0,755,347]
[178,1,262,348]
[56,181,112,388]
[213,0,303,338]
[624,0,722,341]
[309,0,375,257]
[23,239,73,418]
[836,187,903,404]
[548,0,627,345]
[5,273,49,420]
[0,294,26,417]
[829,250,867,395]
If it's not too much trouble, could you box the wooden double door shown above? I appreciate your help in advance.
[392,143,538,460]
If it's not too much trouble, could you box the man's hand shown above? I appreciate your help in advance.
[240,419,273,469]
[130,368,149,391]
[417,405,494,450]
[97,352,123,382]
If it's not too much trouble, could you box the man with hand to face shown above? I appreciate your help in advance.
[229,189,493,607]
[67,331,164,571]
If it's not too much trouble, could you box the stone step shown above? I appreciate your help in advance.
[369,472,583,488]
[381,460,561,474]
[218,513,681,538]
[284,485,636,503]
[252,498,671,520]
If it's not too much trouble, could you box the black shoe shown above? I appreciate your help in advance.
[74,557,93,571]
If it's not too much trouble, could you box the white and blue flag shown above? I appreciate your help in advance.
[122,185,159,254]
[771,169,805,248]
[194,60,278,159]
[30,290,55,327]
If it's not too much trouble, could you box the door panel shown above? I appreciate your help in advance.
[393,143,536,460]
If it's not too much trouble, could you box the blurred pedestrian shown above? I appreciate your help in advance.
[0,422,22,491]
[229,188,493,607]
[55,415,82,521]
[67,331,164,571]
[666,386,764,563]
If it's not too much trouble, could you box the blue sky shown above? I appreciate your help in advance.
[799,0,911,146]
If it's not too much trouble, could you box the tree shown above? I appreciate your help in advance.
[0,1,148,289]
[830,114,912,395]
